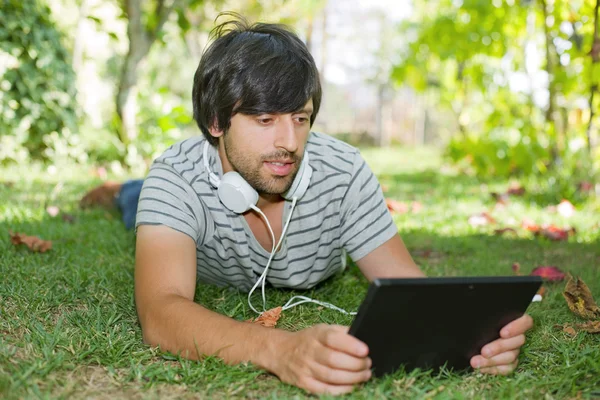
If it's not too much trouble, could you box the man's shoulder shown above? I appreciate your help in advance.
[307,132,359,173]
[152,136,205,175]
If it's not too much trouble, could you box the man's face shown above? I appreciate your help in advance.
[218,99,313,196]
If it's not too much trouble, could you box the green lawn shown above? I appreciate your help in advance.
[1,146,599,399]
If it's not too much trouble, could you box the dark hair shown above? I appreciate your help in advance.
[192,12,322,145]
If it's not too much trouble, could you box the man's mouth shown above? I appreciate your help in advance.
[264,160,295,176]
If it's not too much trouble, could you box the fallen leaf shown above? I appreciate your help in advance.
[537,286,546,297]
[247,306,282,328]
[512,262,521,275]
[507,183,525,196]
[562,324,578,336]
[522,218,540,232]
[531,266,566,281]
[538,225,575,241]
[556,200,576,218]
[563,274,600,320]
[9,231,52,253]
[491,192,510,205]
[386,199,409,214]
[468,212,496,227]
[495,227,518,236]
[46,206,60,217]
[576,320,600,333]
[79,181,122,209]
[61,213,76,224]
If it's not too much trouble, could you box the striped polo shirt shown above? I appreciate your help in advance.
[135,132,398,291]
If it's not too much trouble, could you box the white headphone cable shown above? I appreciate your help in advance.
[247,197,356,316]
[247,197,298,314]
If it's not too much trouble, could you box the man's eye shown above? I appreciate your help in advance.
[295,117,309,124]
[257,118,273,124]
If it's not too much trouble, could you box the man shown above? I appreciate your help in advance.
[131,15,533,395]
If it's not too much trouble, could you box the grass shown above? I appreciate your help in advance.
[1,146,600,399]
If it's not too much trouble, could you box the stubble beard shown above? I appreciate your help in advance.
[223,135,301,195]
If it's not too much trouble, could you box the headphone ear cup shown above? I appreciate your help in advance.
[218,172,259,213]
[283,151,312,200]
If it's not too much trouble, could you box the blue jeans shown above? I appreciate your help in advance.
[115,179,144,230]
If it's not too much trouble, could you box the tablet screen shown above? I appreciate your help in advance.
[348,276,542,376]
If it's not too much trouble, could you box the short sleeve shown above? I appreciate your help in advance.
[339,152,398,261]
[135,162,203,243]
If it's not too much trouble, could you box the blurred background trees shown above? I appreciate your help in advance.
[1,0,599,199]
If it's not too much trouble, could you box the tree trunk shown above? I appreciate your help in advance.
[539,0,560,164]
[586,0,600,152]
[116,0,175,145]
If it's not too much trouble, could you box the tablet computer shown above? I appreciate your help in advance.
[348,276,542,377]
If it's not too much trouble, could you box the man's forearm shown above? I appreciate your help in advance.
[140,294,287,371]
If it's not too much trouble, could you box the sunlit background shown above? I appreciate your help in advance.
[1,0,599,199]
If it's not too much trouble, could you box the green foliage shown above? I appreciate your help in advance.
[0,0,80,164]
[393,0,600,194]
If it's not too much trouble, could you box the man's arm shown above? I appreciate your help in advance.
[355,233,425,280]
[355,232,533,375]
[135,225,371,395]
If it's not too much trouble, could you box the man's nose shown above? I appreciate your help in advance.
[274,117,298,153]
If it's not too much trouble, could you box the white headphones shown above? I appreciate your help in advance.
[202,140,312,213]
[202,139,356,316]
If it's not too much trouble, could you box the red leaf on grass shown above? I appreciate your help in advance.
[9,231,52,253]
[577,320,600,333]
[530,266,566,281]
[512,262,521,275]
[522,218,540,232]
[539,225,575,241]
[247,306,282,328]
[468,212,496,227]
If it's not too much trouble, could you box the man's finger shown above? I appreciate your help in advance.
[477,360,519,376]
[500,314,533,338]
[310,362,372,386]
[471,349,520,369]
[301,376,356,395]
[479,334,525,358]
[319,326,369,357]
[315,347,372,372]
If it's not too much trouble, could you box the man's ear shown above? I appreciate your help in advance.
[208,122,224,138]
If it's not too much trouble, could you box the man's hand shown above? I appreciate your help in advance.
[470,314,534,375]
[268,324,372,395]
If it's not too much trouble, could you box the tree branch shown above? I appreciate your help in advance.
[586,0,600,152]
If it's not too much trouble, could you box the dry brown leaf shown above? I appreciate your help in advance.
[247,306,282,328]
[9,231,52,253]
[577,320,600,333]
[563,274,600,320]
[562,324,577,336]
[495,227,518,236]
